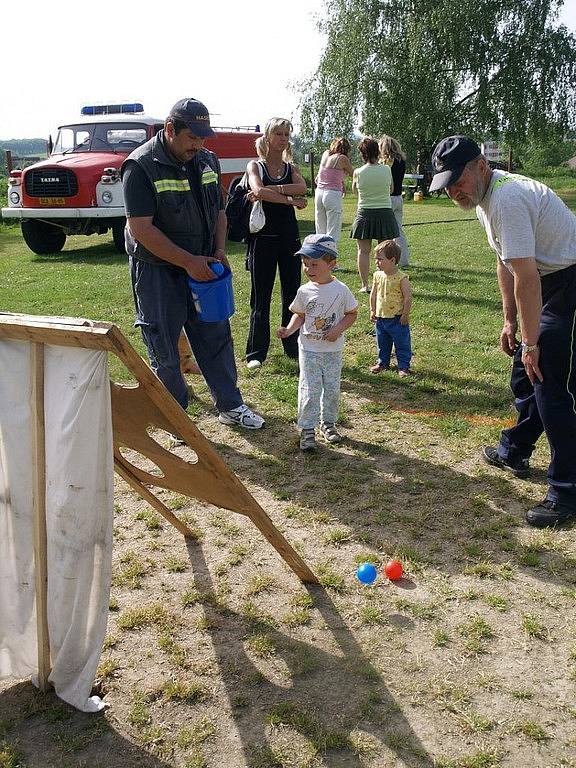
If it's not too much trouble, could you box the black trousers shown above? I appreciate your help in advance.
[246,235,301,362]
[498,263,576,501]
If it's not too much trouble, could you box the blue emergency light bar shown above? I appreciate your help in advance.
[81,103,144,116]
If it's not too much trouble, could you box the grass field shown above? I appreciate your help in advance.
[1,186,575,768]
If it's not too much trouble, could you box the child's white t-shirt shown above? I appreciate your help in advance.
[290,278,358,353]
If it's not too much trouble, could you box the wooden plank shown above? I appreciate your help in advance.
[31,342,51,691]
[114,458,196,539]
[0,315,114,352]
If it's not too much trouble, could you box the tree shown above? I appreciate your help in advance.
[300,0,576,166]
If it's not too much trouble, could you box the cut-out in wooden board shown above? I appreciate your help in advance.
[0,313,318,584]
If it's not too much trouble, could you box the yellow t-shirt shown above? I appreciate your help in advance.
[373,269,408,317]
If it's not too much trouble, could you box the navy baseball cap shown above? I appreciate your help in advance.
[168,98,215,138]
[296,234,338,260]
[429,135,481,192]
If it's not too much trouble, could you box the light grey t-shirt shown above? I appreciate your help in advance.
[290,278,358,353]
[476,170,576,275]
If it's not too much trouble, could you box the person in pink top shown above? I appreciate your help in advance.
[314,138,354,243]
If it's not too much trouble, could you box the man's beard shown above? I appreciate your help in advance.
[451,176,485,210]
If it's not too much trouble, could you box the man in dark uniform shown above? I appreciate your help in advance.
[430,135,576,528]
[121,98,264,429]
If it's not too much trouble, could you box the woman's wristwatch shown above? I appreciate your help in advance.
[521,342,539,353]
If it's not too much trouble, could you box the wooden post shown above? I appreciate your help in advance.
[31,343,51,691]
[114,458,197,539]
[310,151,316,192]
[507,146,512,173]
[5,150,13,174]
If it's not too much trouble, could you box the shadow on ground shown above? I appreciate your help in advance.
[217,413,576,590]
[184,541,435,768]
[0,681,173,768]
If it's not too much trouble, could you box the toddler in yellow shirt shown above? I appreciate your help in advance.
[369,240,413,376]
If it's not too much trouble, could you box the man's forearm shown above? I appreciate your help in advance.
[497,258,517,324]
[514,274,542,345]
[130,221,195,269]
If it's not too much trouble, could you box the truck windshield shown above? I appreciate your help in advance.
[53,123,148,154]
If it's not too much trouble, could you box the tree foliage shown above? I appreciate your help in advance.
[300,0,576,164]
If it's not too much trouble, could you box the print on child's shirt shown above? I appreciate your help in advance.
[303,295,339,341]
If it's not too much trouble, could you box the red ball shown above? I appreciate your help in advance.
[384,559,403,581]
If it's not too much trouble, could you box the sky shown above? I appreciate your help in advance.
[2,0,575,141]
[1,0,326,141]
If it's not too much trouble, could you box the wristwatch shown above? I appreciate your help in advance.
[521,342,539,353]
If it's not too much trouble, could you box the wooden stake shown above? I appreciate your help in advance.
[31,342,51,691]
[114,458,197,539]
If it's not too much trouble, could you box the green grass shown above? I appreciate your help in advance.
[0,191,530,423]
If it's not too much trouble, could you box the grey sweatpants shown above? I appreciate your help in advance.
[297,348,343,429]
[130,256,242,412]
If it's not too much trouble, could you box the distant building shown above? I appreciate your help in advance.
[481,140,507,164]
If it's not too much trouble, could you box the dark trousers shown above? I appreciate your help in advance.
[375,316,412,370]
[498,263,576,502]
[246,236,301,362]
[130,257,242,412]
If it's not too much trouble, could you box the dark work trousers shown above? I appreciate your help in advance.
[246,235,301,362]
[130,257,242,412]
[497,263,576,503]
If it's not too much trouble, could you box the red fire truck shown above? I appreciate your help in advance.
[2,103,259,255]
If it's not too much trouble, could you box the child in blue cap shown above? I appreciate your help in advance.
[277,234,358,451]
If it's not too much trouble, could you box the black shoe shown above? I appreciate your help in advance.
[526,498,576,528]
[482,446,530,478]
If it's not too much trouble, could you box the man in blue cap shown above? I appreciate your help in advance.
[429,135,576,527]
[121,98,264,430]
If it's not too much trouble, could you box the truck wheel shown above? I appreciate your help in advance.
[21,220,66,255]
[112,219,127,252]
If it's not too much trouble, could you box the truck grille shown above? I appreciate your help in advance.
[25,168,79,197]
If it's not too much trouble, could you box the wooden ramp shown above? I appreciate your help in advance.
[0,313,318,587]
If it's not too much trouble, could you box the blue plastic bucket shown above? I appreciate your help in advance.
[188,265,235,322]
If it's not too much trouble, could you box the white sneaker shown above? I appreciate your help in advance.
[218,404,265,429]
[246,359,262,370]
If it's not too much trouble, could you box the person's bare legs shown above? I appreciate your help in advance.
[356,239,372,291]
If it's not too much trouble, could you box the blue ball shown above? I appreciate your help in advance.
[211,261,225,277]
[356,562,377,584]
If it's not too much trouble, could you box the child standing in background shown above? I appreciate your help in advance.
[277,234,358,451]
[370,240,413,376]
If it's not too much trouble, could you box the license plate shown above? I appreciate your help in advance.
[38,197,66,206]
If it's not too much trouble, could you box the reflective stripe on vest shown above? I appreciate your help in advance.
[154,179,191,193]
[202,170,218,185]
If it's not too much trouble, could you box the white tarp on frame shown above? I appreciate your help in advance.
[0,340,114,712]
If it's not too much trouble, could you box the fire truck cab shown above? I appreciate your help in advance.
[2,103,259,255]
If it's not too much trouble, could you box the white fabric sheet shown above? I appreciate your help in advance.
[0,340,114,712]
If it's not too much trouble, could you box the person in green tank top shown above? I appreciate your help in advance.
[351,137,399,292]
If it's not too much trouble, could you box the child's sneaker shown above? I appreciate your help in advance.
[300,428,316,451]
[370,363,389,373]
[320,423,342,444]
[398,369,411,378]
[218,404,265,429]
